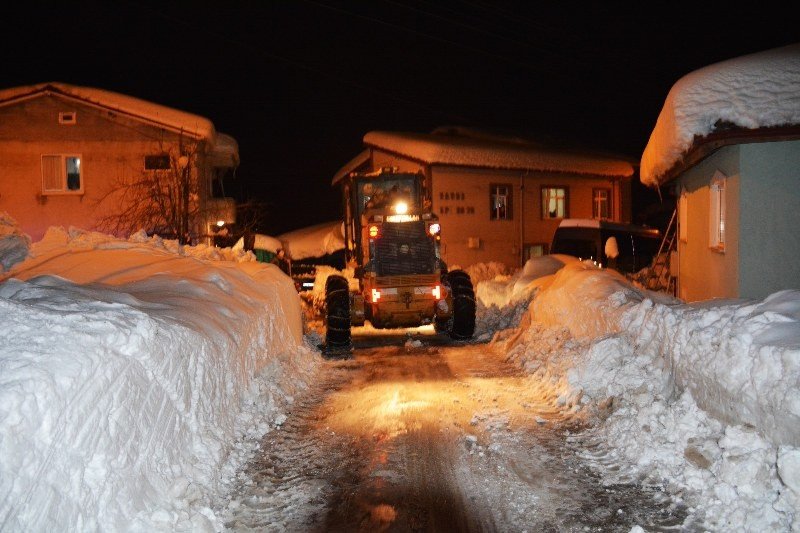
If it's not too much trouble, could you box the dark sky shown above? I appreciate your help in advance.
[3,2,797,234]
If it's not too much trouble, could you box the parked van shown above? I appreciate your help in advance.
[550,219,661,274]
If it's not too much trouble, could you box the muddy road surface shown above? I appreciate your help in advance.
[218,332,693,532]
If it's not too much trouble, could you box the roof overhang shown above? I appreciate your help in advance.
[331,149,371,185]
[0,82,215,140]
[645,125,800,187]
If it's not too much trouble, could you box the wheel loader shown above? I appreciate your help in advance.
[322,168,475,355]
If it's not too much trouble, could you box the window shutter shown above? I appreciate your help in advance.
[42,156,62,191]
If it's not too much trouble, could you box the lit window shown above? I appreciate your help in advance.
[490,184,512,220]
[524,243,547,260]
[709,172,726,251]
[144,154,171,170]
[679,188,688,242]
[41,154,82,194]
[592,188,611,219]
[541,187,567,219]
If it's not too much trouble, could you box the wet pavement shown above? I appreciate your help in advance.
[217,331,698,532]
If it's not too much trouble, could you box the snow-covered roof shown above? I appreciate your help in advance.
[640,43,800,187]
[331,149,371,185]
[0,82,216,140]
[277,220,345,260]
[209,132,240,167]
[362,130,635,178]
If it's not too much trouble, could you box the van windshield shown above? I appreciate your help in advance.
[551,224,661,273]
[551,236,598,261]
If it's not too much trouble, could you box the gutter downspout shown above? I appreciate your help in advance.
[520,170,528,267]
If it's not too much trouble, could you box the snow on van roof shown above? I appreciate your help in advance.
[0,82,216,139]
[557,218,660,235]
[640,43,800,187]
[363,130,635,177]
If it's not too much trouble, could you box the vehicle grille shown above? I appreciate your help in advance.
[374,221,436,276]
[375,274,440,287]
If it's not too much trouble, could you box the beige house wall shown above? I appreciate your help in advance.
[365,148,627,269]
[0,95,210,241]
[676,145,740,302]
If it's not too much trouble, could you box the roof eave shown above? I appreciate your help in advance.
[648,125,800,187]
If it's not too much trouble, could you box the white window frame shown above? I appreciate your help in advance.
[709,171,726,251]
[41,154,84,195]
[592,188,611,219]
[490,183,512,220]
[679,187,688,242]
[541,186,567,219]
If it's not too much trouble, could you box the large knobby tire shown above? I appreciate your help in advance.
[446,269,475,340]
[324,275,351,354]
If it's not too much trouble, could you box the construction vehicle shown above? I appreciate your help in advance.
[323,168,475,355]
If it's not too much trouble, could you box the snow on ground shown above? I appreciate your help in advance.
[0,222,321,532]
[3,213,800,532]
[480,256,800,532]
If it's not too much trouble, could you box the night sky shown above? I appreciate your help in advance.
[3,2,797,235]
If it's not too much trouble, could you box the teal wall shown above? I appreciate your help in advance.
[739,140,800,300]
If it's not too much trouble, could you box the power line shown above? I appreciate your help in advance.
[121,1,472,124]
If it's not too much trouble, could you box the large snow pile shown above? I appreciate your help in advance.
[640,43,800,186]
[481,260,800,531]
[476,254,578,308]
[277,221,344,260]
[0,225,321,531]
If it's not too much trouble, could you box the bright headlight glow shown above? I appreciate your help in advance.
[428,223,441,235]
[216,220,226,227]
[394,201,408,215]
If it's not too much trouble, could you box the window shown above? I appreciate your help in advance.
[144,154,171,170]
[709,172,726,251]
[592,188,611,219]
[678,188,688,242]
[541,186,567,219]
[41,155,82,194]
[523,243,548,261]
[58,111,76,125]
[490,184,512,220]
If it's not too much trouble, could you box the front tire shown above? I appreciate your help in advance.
[324,275,351,354]
[446,270,475,340]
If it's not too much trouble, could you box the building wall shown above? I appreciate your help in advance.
[676,145,740,302]
[368,148,626,269]
[0,95,207,241]
[738,140,800,299]
[433,166,620,269]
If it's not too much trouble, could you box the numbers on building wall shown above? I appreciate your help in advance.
[438,191,474,215]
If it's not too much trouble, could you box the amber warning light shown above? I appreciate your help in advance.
[369,225,380,238]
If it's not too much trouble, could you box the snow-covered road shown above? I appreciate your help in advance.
[216,333,694,532]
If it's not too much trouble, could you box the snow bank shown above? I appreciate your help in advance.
[482,261,800,531]
[0,226,320,531]
[277,221,344,260]
[476,255,579,308]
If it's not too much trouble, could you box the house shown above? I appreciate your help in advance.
[640,43,800,302]
[0,82,239,243]
[333,127,635,269]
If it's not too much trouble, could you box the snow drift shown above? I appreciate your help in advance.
[482,257,800,531]
[0,225,320,531]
